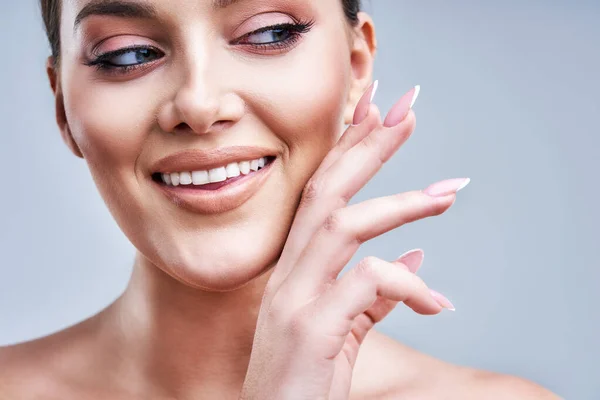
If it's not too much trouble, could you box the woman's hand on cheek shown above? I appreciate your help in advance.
[239,86,470,400]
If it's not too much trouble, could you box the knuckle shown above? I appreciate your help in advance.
[322,209,346,235]
[408,274,429,295]
[300,178,321,207]
[427,196,453,216]
[356,256,382,280]
[398,190,452,221]
[359,134,385,166]
[414,190,454,216]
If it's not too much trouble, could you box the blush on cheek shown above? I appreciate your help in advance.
[64,78,157,172]
[274,41,349,163]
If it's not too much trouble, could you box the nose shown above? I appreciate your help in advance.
[157,55,245,135]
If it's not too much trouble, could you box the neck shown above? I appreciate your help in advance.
[102,251,274,399]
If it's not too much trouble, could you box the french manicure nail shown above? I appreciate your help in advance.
[423,178,470,198]
[396,248,424,274]
[430,289,456,311]
[351,80,379,126]
[383,85,420,128]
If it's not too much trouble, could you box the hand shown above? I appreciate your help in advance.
[239,84,469,400]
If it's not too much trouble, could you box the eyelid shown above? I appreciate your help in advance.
[232,12,295,37]
[89,35,159,58]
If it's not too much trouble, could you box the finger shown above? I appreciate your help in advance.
[279,104,381,266]
[352,80,379,126]
[312,81,381,181]
[294,88,418,248]
[315,85,419,204]
[275,90,419,285]
[285,183,464,295]
[270,87,419,293]
[269,104,381,290]
[314,257,446,336]
[340,249,426,350]
[394,248,425,274]
[311,108,416,210]
[320,103,381,174]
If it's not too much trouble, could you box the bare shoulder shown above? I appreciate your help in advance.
[0,318,100,400]
[0,335,64,399]
[461,369,562,400]
[350,329,561,400]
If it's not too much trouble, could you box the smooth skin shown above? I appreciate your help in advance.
[0,0,560,399]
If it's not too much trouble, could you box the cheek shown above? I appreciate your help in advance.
[63,72,158,175]
[234,32,351,179]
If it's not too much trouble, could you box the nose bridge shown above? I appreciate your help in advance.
[177,34,218,113]
[168,29,225,134]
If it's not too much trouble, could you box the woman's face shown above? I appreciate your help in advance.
[54,0,370,290]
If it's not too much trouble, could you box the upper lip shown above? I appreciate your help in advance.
[150,146,276,174]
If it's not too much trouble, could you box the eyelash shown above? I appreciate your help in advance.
[84,18,315,76]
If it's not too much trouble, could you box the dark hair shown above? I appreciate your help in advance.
[40,0,362,68]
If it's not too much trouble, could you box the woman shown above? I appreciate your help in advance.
[0,0,560,398]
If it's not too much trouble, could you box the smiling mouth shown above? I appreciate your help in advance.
[151,156,276,191]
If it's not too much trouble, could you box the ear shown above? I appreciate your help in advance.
[343,12,378,125]
[46,57,84,159]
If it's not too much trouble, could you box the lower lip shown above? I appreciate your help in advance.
[152,159,275,214]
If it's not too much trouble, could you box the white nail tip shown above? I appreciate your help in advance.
[398,248,423,259]
[410,85,421,108]
[457,178,471,192]
[370,80,379,103]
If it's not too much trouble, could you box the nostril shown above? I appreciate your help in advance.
[174,122,190,132]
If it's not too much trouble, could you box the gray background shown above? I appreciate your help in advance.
[1,0,598,398]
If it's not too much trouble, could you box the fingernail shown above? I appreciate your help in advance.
[383,85,420,128]
[423,178,470,198]
[351,80,379,126]
[430,289,456,311]
[396,248,424,274]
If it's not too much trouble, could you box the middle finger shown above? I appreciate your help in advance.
[282,179,469,298]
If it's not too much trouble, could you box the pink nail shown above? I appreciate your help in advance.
[396,248,424,274]
[383,85,420,128]
[430,289,455,311]
[351,80,379,126]
[423,178,470,197]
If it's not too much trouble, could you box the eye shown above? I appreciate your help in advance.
[232,19,315,51]
[85,46,164,74]
[245,26,294,44]
[107,47,161,66]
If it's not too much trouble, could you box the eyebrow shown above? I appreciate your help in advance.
[74,0,244,29]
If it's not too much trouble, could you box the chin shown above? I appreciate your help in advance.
[157,245,282,292]
[134,212,291,292]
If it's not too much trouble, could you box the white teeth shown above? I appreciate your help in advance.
[226,163,241,178]
[161,157,271,186]
[239,161,251,175]
[179,171,192,185]
[192,170,209,185]
[208,167,227,183]
[170,172,180,186]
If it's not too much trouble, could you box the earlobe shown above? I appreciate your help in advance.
[343,12,378,125]
[46,57,84,159]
